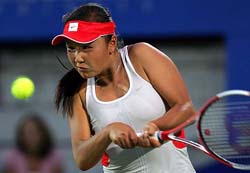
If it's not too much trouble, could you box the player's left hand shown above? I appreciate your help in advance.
[137,122,162,147]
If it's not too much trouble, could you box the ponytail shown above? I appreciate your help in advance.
[55,68,86,117]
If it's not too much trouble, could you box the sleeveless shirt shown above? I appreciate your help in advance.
[86,46,196,173]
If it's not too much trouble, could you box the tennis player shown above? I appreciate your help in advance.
[52,3,196,173]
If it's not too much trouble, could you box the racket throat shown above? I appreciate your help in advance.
[168,134,209,154]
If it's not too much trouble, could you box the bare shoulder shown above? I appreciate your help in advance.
[127,42,173,68]
[128,42,156,57]
[125,42,173,82]
[129,42,171,61]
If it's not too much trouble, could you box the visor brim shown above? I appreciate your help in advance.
[51,34,102,46]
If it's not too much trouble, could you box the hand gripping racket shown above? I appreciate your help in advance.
[144,90,250,170]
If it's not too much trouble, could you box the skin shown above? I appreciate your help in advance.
[66,35,195,170]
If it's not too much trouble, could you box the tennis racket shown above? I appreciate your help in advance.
[140,90,250,170]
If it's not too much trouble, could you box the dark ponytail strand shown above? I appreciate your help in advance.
[55,68,86,117]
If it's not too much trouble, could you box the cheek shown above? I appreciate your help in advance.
[89,48,108,64]
[94,55,109,69]
[67,53,75,66]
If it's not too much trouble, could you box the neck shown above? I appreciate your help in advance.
[95,52,122,86]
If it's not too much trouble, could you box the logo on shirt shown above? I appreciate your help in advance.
[68,22,79,31]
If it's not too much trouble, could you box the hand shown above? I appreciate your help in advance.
[137,122,162,147]
[106,122,138,149]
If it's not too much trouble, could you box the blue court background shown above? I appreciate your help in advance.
[1,0,250,91]
[1,0,249,172]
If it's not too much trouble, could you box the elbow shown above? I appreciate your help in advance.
[182,101,195,117]
[74,151,94,171]
[78,165,91,171]
[75,157,93,171]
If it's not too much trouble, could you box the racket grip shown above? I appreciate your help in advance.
[136,131,164,144]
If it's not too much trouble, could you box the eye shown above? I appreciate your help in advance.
[81,44,92,50]
[66,46,76,53]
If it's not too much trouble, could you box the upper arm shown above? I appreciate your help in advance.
[129,42,191,106]
[68,92,91,158]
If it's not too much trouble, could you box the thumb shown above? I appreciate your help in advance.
[145,122,159,136]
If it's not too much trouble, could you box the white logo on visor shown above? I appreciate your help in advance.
[68,22,79,31]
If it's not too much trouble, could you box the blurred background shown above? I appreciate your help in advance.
[0,0,249,172]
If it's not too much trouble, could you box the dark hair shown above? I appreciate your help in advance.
[55,68,84,116]
[15,113,54,158]
[55,3,114,117]
[63,3,113,44]
[62,3,112,23]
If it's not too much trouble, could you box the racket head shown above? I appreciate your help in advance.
[197,90,250,170]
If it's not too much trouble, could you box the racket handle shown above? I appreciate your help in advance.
[136,131,164,144]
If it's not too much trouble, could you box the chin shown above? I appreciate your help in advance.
[80,72,95,79]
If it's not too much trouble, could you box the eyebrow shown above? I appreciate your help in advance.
[65,40,93,47]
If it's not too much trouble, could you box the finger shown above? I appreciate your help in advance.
[149,137,161,147]
[143,130,149,138]
[129,133,138,146]
[121,134,136,148]
[113,139,122,147]
[143,139,151,147]
[146,122,159,136]
[121,135,132,148]
[139,135,151,147]
[113,134,129,148]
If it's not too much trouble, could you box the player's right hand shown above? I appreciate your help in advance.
[106,122,138,149]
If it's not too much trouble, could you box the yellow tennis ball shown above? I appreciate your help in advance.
[11,76,35,100]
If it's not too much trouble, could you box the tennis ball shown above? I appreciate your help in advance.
[11,76,35,100]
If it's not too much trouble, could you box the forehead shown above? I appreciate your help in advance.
[65,39,92,46]
[65,36,106,47]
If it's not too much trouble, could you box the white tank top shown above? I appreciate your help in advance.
[86,46,195,173]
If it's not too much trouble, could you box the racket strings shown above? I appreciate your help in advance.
[200,96,250,166]
[206,101,250,113]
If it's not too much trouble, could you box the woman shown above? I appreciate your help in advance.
[52,3,196,173]
[3,113,64,173]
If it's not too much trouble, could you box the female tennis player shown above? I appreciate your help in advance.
[52,3,196,173]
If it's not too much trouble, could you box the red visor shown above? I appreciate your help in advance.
[51,20,116,46]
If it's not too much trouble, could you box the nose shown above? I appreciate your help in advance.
[74,49,85,63]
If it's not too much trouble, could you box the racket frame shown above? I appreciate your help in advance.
[197,90,250,170]
[158,90,250,170]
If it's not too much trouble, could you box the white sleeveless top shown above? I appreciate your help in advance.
[86,46,195,173]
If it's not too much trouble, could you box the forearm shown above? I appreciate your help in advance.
[151,101,195,131]
[73,128,111,170]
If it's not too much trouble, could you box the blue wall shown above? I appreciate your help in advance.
[0,1,238,40]
[1,0,250,91]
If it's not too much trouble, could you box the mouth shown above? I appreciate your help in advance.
[76,66,94,79]
[76,63,90,71]
[77,66,89,72]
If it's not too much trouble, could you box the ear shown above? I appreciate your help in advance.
[108,35,118,54]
